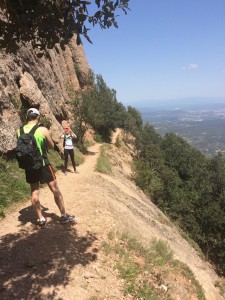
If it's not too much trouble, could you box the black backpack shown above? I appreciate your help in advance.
[16,125,43,170]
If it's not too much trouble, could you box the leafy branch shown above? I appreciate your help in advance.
[0,0,130,49]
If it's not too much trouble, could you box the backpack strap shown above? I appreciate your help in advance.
[29,124,40,136]
[63,134,66,147]
[19,126,24,135]
[28,124,45,161]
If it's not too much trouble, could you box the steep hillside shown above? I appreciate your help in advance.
[0,136,224,300]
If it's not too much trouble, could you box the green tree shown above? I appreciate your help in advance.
[199,154,225,271]
[159,133,210,232]
[84,75,119,141]
[73,74,127,142]
[0,0,130,49]
[135,123,162,157]
[124,106,143,137]
[161,133,206,182]
[133,124,165,207]
[72,93,91,147]
[133,125,225,275]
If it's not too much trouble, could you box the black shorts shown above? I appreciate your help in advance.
[25,164,56,184]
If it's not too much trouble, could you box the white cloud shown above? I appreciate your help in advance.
[182,64,199,71]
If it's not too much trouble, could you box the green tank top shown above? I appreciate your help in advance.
[18,124,49,165]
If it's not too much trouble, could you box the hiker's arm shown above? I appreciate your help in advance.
[71,131,77,138]
[41,128,55,149]
[39,127,62,155]
[47,133,61,153]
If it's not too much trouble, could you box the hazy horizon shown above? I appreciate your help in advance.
[125,97,225,111]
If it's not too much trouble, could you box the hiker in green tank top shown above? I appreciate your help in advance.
[17,108,75,228]
[19,123,50,166]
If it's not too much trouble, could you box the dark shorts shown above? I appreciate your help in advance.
[25,164,56,184]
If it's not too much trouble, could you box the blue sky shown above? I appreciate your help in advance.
[82,1,225,106]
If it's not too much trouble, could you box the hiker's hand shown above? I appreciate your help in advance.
[60,152,64,160]
[53,143,60,153]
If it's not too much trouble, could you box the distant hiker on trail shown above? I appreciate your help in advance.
[16,108,75,228]
[59,126,79,175]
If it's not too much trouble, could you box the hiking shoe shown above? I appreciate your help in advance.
[60,214,75,224]
[38,219,47,229]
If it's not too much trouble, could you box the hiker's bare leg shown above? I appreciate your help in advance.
[47,180,66,215]
[30,182,43,220]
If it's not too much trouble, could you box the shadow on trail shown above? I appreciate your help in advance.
[0,215,98,299]
[18,205,59,226]
[87,151,98,156]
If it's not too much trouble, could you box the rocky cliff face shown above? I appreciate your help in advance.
[0,32,90,154]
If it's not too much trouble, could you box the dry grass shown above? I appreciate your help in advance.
[102,230,206,300]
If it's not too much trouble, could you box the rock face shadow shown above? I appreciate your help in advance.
[0,222,98,299]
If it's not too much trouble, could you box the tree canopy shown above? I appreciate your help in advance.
[133,125,225,275]
[72,74,129,143]
[0,0,130,49]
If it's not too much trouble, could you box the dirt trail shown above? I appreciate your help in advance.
[0,142,223,300]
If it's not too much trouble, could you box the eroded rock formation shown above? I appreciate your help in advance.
[0,32,90,154]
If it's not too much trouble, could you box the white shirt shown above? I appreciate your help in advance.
[64,134,73,150]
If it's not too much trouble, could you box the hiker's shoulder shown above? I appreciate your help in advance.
[36,125,49,136]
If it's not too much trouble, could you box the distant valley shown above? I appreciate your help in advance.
[135,98,225,156]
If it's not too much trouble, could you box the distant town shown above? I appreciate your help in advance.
[136,98,225,156]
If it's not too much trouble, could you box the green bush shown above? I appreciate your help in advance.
[93,133,103,143]
[95,144,112,174]
[115,136,122,148]
[0,157,30,217]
